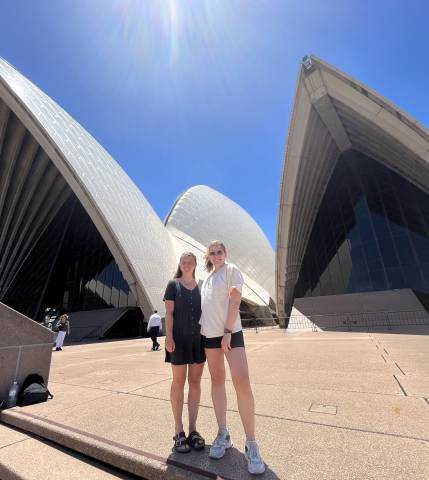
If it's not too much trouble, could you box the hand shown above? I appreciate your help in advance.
[165,336,175,353]
[221,333,231,353]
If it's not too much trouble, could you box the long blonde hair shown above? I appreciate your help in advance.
[204,240,227,272]
[174,252,197,278]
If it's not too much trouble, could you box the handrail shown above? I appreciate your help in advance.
[241,309,429,333]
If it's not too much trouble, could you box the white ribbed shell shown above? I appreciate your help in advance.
[0,58,176,316]
[166,185,275,300]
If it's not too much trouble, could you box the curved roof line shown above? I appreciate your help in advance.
[164,186,197,225]
[276,55,429,322]
[163,185,213,225]
[310,56,429,142]
[0,57,176,317]
[166,185,275,299]
[167,225,271,307]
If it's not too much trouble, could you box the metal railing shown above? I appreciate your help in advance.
[242,309,429,333]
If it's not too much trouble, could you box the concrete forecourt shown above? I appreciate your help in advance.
[1,327,429,480]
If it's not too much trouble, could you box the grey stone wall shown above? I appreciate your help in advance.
[0,302,54,405]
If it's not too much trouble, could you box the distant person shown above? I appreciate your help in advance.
[147,310,162,351]
[200,240,265,475]
[55,314,70,351]
[164,252,206,453]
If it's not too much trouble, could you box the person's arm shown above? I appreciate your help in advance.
[67,320,70,335]
[164,301,175,352]
[221,288,241,353]
[222,266,243,353]
[147,316,152,332]
[225,288,241,330]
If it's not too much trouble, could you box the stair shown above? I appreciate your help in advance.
[0,423,138,480]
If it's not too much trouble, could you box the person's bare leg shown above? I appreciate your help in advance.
[205,349,227,430]
[226,347,255,440]
[187,363,204,432]
[170,365,187,433]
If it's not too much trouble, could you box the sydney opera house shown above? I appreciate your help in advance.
[276,56,429,327]
[2,53,429,337]
[0,57,274,341]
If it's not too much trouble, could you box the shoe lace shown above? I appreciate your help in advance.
[247,443,261,462]
[213,432,227,447]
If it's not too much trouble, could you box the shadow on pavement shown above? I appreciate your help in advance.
[166,446,281,480]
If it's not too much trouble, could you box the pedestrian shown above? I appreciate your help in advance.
[147,310,162,350]
[164,252,206,453]
[55,313,70,351]
[200,240,265,475]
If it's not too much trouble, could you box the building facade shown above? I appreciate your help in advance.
[0,57,274,336]
[276,56,429,327]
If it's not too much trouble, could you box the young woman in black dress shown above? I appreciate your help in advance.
[164,252,206,453]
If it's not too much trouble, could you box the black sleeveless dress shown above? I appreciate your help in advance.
[163,279,206,365]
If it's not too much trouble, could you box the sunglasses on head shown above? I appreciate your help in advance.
[209,250,224,256]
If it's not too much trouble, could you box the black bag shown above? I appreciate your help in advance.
[19,374,53,406]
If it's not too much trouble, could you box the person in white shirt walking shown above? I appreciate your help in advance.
[200,240,265,475]
[147,310,162,350]
[55,314,70,351]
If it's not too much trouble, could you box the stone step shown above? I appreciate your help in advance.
[0,411,221,480]
[0,423,136,479]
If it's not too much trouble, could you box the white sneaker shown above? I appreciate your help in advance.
[209,429,233,459]
[245,440,266,475]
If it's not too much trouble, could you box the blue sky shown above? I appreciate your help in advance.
[1,0,428,247]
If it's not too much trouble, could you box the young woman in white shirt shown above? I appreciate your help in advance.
[200,240,265,475]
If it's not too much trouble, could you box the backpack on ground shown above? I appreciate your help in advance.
[18,374,54,406]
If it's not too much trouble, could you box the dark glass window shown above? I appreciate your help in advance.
[295,150,429,299]
[3,195,137,318]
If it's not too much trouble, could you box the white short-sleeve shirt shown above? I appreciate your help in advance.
[200,262,244,338]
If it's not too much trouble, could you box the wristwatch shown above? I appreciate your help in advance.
[224,328,232,334]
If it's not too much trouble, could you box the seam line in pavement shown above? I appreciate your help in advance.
[230,380,407,398]
[35,392,119,417]
[50,378,171,395]
[116,392,429,443]
[0,437,30,451]
[9,411,232,480]
[58,378,405,399]
[395,362,406,375]
[393,375,408,396]
[52,351,170,368]
[49,381,129,394]
[126,378,172,393]
[245,411,429,443]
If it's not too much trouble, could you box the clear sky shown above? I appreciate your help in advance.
[1,1,428,247]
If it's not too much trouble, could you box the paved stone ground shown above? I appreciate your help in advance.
[1,327,429,479]
[0,423,136,479]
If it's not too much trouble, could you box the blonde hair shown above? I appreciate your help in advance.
[204,240,227,272]
[174,252,197,278]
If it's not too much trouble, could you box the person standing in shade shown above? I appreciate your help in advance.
[147,310,162,351]
[200,240,265,475]
[164,252,206,453]
[55,313,70,351]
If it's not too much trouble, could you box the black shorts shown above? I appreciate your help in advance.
[203,330,245,349]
